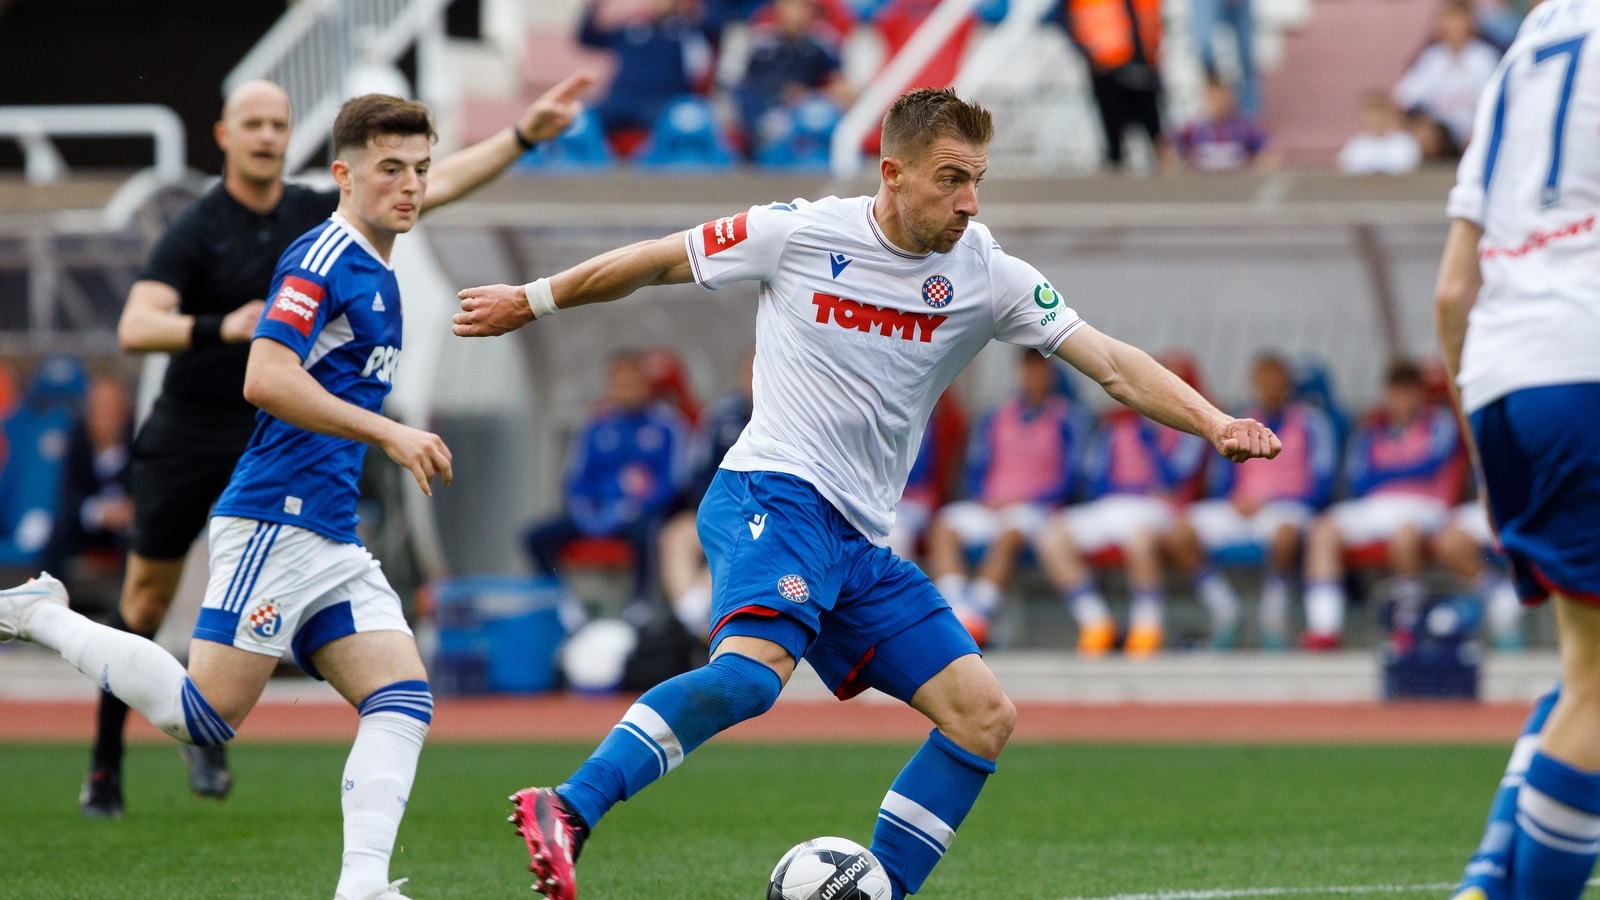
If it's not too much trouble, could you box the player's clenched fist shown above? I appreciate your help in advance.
[1213,417,1281,463]
[454,283,535,337]
[380,421,453,496]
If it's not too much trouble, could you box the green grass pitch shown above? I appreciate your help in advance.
[2,741,1521,898]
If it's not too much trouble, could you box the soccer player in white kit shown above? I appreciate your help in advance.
[0,95,521,899]
[454,88,1281,900]
[1436,2,1600,896]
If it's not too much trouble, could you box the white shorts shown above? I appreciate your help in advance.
[1327,494,1451,545]
[1450,501,1495,547]
[888,498,933,559]
[1062,495,1175,551]
[938,501,1050,546]
[195,516,411,679]
[1188,498,1315,550]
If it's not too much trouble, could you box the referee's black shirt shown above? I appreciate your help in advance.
[138,182,338,444]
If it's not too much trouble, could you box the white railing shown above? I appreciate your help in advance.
[0,105,187,184]
[223,0,455,175]
[829,0,986,181]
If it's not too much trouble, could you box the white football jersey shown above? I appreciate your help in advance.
[1449,0,1600,413]
[685,195,1084,544]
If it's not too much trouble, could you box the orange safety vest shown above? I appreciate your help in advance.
[1064,0,1162,72]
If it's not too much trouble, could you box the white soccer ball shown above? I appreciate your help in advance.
[767,836,892,900]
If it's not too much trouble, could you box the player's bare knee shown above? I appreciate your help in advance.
[951,692,1015,759]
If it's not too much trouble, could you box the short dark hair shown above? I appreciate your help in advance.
[331,94,435,158]
[880,88,993,165]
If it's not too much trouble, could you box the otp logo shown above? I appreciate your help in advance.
[811,292,948,343]
[266,275,324,337]
[701,212,749,257]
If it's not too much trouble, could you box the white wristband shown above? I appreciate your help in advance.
[524,277,560,320]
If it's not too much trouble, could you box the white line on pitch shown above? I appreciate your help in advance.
[1058,878,1600,900]
[1057,883,1455,900]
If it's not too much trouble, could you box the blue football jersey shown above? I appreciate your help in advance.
[214,213,403,544]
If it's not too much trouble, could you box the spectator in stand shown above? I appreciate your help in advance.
[924,350,1088,646]
[1339,90,1423,176]
[658,349,753,639]
[1432,496,1524,650]
[524,351,687,615]
[733,0,851,158]
[1166,355,1338,649]
[1035,404,1209,657]
[1393,0,1502,160]
[1192,0,1260,117]
[1061,0,1165,171]
[1172,77,1273,173]
[38,375,135,593]
[1299,360,1462,650]
[579,0,718,156]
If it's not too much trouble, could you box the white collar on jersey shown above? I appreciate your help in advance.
[328,212,394,270]
[864,199,933,261]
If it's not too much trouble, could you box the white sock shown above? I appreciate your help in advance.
[936,574,970,609]
[1195,570,1239,631]
[1390,576,1425,631]
[1304,581,1345,636]
[1129,589,1164,629]
[672,584,713,639]
[335,710,430,900]
[968,579,1002,616]
[28,603,201,742]
[1258,575,1290,636]
[1064,583,1111,626]
[1484,575,1524,640]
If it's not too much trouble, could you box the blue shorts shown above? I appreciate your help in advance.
[698,469,979,702]
[1472,383,1600,605]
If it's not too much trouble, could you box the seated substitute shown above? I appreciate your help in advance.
[1300,359,1463,649]
[923,349,1088,645]
[1035,402,1208,657]
[524,350,687,613]
[1166,353,1338,649]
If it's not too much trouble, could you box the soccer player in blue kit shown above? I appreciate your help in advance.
[0,94,488,899]
[1436,1,1600,897]
[453,88,1282,899]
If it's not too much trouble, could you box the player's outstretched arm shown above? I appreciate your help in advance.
[242,338,453,495]
[422,72,594,212]
[117,280,265,353]
[453,232,695,337]
[1055,324,1281,463]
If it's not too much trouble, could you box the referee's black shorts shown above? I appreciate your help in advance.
[128,401,257,561]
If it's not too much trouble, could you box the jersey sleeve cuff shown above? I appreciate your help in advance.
[1446,182,1485,226]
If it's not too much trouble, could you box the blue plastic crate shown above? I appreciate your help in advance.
[432,575,568,694]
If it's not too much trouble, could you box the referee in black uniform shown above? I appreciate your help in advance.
[83,72,593,818]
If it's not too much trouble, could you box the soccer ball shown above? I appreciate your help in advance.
[767,836,892,900]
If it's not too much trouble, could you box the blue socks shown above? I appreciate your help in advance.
[557,653,781,830]
[1511,749,1600,898]
[871,729,996,900]
[1458,686,1558,898]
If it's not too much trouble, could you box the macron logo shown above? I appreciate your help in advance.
[748,513,767,540]
[829,252,853,279]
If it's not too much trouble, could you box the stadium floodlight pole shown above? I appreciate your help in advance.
[828,0,986,182]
